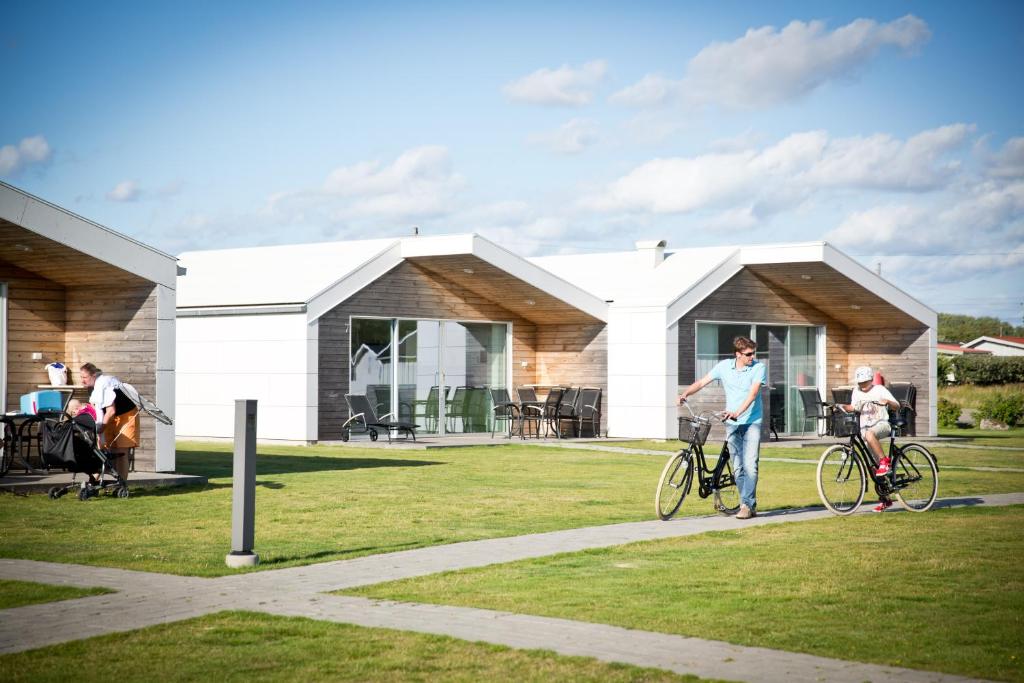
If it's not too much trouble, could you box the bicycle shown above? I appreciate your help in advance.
[655,403,740,520]
[816,402,939,515]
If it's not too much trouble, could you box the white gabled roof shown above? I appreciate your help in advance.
[0,181,177,287]
[177,238,398,307]
[177,233,610,322]
[964,335,1024,350]
[531,246,738,305]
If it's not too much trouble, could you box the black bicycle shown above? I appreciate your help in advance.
[655,404,739,520]
[816,402,938,515]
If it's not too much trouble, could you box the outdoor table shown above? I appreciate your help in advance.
[0,412,60,475]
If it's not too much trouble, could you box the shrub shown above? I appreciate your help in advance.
[941,356,1024,385]
[937,398,961,427]
[975,392,1024,427]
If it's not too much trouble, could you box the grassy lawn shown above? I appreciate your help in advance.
[0,580,110,610]
[938,426,1024,448]
[940,383,1024,410]
[0,611,716,683]
[349,506,1024,683]
[1,442,1022,578]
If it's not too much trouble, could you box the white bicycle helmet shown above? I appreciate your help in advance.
[854,366,873,383]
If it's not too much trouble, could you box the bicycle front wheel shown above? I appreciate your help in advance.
[656,451,694,520]
[712,456,740,515]
[816,444,866,515]
[893,444,939,512]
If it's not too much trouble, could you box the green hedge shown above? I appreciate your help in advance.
[938,355,1024,386]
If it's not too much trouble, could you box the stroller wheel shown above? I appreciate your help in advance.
[48,486,62,500]
[369,429,378,442]
[341,428,350,442]
[78,487,92,501]
[116,486,130,499]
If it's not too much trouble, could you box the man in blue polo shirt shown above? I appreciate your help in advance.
[679,336,766,519]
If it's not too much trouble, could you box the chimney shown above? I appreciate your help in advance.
[635,239,667,268]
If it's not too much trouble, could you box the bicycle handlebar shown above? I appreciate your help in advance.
[678,399,730,423]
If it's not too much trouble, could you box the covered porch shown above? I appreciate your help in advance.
[0,182,177,471]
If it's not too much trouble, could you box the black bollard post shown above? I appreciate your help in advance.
[226,399,259,568]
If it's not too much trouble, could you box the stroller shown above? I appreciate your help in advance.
[42,412,129,500]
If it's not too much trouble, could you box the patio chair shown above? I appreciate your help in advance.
[797,387,831,436]
[575,387,602,438]
[465,386,490,432]
[888,382,917,435]
[490,388,520,438]
[831,387,853,406]
[417,385,449,432]
[517,387,543,439]
[447,386,469,432]
[341,393,418,443]
[551,387,579,438]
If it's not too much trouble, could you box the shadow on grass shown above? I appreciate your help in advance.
[176,450,444,479]
[260,540,425,567]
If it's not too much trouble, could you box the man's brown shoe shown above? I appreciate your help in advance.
[736,505,755,519]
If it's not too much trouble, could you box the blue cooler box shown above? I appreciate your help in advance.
[20,390,64,415]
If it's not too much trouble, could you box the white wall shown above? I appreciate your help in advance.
[606,305,676,439]
[176,313,317,441]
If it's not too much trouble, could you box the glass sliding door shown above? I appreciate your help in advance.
[756,326,788,437]
[788,326,818,433]
[442,321,508,433]
[398,319,443,434]
[351,316,509,436]
[350,318,393,418]
[695,321,823,434]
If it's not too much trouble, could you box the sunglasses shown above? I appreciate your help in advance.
[740,351,755,357]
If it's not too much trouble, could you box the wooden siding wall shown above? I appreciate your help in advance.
[318,261,540,440]
[847,327,929,435]
[64,285,159,469]
[1,263,159,469]
[1,262,66,410]
[535,324,608,433]
[677,269,851,440]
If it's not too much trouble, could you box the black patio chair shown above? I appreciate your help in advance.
[575,387,602,438]
[888,382,917,435]
[341,394,418,443]
[541,387,564,438]
[490,388,520,438]
[517,387,543,439]
[552,387,579,438]
[831,387,853,406]
[798,387,831,436]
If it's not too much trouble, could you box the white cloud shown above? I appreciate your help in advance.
[502,60,608,106]
[609,74,677,107]
[585,124,972,216]
[984,136,1024,179]
[613,15,930,110]
[0,135,52,175]
[107,180,141,202]
[527,118,600,154]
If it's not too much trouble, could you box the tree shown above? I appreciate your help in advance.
[938,313,1024,344]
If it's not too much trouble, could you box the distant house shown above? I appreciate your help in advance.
[962,336,1024,357]
[936,342,991,356]
[176,235,938,441]
[0,182,177,471]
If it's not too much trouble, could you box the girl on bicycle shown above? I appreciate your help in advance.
[844,366,901,512]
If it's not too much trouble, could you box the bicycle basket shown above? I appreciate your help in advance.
[832,411,860,438]
[678,415,712,446]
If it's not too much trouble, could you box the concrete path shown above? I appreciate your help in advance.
[3,492,1021,682]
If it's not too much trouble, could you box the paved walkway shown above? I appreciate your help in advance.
[3,493,1020,682]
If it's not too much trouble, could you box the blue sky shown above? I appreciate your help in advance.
[2,1,1022,322]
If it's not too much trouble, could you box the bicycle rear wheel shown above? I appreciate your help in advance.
[893,444,938,512]
[712,456,740,515]
[816,444,866,515]
[656,451,694,520]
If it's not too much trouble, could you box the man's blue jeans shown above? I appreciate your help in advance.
[725,422,761,510]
